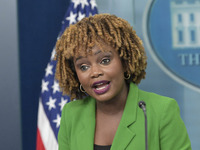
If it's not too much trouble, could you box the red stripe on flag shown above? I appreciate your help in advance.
[36,128,45,150]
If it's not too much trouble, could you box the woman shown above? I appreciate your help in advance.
[55,14,191,150]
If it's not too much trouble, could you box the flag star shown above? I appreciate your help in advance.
[53,114,61,128]
[78,12,85,21]
[90,0,97,10]
[41,80,49,93]
[58,97,68,111]
[72,0,80,9]
[57,35,61,40]
[80,0,89,9]
[52,80,60,94]
[89,12,93,16]
[66,11,77,25]
[50,48,56,60]
[46,96,56,111]
[45,63,53,77]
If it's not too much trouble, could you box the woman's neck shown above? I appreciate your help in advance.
[95,83,129,115]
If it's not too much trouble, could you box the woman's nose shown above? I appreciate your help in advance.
[90,65,103,78]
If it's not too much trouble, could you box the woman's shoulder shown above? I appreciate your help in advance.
[137,88,182,128]
[130,82,175,105]
[62,96,94,113]
[137,88,179,112]
[138,88,175,103]
[136,88,191,149]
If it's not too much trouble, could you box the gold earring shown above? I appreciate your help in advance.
[80,84,86,93]
[124,73,131,80]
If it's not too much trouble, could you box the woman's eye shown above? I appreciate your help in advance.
[80,65,89,71]
[101,58,110,65]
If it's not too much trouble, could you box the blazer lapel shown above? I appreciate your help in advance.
[76,97,96,150]
[111,83,139,150]
[75,83,139,150]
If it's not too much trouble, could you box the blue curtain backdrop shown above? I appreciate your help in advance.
[18,0,70,149]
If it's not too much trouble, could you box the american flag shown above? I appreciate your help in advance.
[36,0,98,149]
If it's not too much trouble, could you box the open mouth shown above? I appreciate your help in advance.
[92,81,111,95]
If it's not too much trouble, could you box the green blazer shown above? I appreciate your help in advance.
[58,82,191,150]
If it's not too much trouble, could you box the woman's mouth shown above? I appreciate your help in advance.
[92,80,110,95]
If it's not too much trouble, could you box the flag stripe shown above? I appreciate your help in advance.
[38,100,58,149]
[36,128,45,150]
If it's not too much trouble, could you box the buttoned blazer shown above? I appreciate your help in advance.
[58,82,191,150]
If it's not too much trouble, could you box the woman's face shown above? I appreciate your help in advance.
[73,44,128,102]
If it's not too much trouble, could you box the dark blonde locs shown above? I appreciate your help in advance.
[55,14,147,100]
